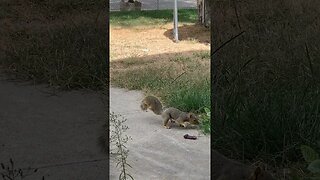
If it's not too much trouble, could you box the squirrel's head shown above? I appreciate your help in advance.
[140,102,148,111]
[188,113,200,125]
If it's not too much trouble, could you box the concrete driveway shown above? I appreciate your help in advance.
[0,76,108,179]
[110,87,210,180]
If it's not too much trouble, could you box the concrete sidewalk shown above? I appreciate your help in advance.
[0,74,210,179]
[0,76,108,179]
[110,0,197,11]
[110,87,210,180]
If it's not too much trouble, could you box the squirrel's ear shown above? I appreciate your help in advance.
[188,113,192,118]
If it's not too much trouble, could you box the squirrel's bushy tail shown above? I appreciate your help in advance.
[140,96,163,115]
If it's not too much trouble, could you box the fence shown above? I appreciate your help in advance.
[110,0,197,11]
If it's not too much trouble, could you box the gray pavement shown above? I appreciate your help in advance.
[110,87,210,180]
[0,74,210,179]
[110,0,197,11]
[0,76,108,179]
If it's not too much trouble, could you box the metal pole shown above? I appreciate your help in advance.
[173,0,179,42]
[203,0,205,24]
[157,0,159,10]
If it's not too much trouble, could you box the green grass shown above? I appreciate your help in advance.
[163,78,210,113]
[110,9,197,27]
[212,0,320,177]
[110,53,211,132]
[193,51,210,60]
[199,107,211,134]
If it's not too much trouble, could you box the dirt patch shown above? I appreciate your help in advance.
[110,23,210,60]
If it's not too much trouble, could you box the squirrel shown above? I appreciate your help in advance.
[213,150,275,180]
[140,96,200,129]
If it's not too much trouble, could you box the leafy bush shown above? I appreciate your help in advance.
[301,145,320,178]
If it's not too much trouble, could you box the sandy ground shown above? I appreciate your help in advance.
[0,75,108,179]
[109,87,210,180]
[110,23,210,61]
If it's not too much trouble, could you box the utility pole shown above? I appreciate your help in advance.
[173,0,179,42]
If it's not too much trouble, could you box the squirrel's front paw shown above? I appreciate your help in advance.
[163,125,171,129]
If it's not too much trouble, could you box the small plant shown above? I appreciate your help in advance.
[199,107,211,134]
[0,158,38,180]
[169,56,192,62]
[301,144,320,178]
[109,112,134,180]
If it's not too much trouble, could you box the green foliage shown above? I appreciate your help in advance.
[301,145,320,178]
[301,145,320,163]
[308,160,320,174]
[199,107,211,134]
[163,78,210,113]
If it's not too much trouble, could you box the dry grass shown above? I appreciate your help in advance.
[212,0,320,178]
[110,23,210,61]
[0,0,107,90]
